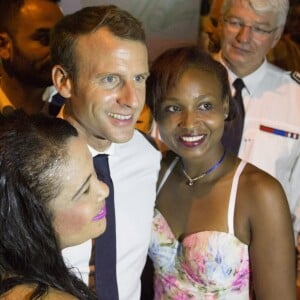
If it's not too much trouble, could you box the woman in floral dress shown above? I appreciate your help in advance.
[146,46,296,299]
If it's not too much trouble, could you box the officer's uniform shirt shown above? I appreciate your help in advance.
[216,53,300,235]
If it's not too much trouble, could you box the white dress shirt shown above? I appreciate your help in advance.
[63,130,161,300]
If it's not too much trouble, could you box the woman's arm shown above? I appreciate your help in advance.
[248,171,296,300]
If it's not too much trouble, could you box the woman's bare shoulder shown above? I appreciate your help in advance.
[241,162,284,195]
[239,162,289,212]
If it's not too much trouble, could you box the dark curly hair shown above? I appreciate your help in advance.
[0,110,96,300]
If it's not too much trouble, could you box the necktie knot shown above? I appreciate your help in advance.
[232,78,245,116]
[233,78,245,93]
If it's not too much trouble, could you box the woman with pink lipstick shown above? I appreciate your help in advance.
[146,46,296,299]
[0,110,108,299]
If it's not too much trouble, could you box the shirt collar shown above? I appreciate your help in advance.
[58,106,116,157]
[42,85,58,103]
[241,59,267,96]
[88,143,115,157]
[217,52,267,97]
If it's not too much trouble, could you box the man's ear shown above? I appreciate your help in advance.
[0,32,12,60]
[52,65,72,98]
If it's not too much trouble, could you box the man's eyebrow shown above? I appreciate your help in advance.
[72,174,92,200]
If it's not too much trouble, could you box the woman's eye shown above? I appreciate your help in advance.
[165,105,181,112]
[199,103,213,111]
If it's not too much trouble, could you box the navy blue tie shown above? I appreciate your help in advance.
[93,154,119,300]
[222,78,245,155]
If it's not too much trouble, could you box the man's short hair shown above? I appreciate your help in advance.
[50,5,146,82]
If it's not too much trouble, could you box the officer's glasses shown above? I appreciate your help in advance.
[223,17,278,38]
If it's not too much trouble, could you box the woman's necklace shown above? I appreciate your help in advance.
[182,150,226,186]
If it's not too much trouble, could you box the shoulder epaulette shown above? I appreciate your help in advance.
[291,71,300,84]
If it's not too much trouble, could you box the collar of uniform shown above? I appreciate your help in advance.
[217,52,268,98]
[215,52,251,97]
[240,59,267,97]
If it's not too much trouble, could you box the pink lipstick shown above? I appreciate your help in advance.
[92,204,107,221]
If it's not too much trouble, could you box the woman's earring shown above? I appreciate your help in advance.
[224,113,228,119]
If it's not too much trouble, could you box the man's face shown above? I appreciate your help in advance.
[220,0,282,77]
[2,0,63,87]
[67,28,149,145]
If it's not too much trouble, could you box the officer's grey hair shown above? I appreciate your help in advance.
[221,0,289,27]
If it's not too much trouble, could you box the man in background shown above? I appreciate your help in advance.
[0,0,63,116]
[216,0,300,240]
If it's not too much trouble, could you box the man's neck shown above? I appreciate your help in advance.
[63,109,112,152]
[0,74,45,114]
[221,53,264,78]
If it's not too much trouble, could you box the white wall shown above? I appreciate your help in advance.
[59,0,201,61]
[60,0,81,14]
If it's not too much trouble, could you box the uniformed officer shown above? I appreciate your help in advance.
[215,0,300,240]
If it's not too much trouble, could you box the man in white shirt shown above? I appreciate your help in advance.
[216,0,300,238]
[50,5,161,300]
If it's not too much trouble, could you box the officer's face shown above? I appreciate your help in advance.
[220,0,282,77]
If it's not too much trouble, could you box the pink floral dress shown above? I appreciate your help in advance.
[149,160,250,299]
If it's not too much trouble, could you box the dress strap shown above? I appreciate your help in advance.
[157,156,180,195]
[228,160,247,235]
